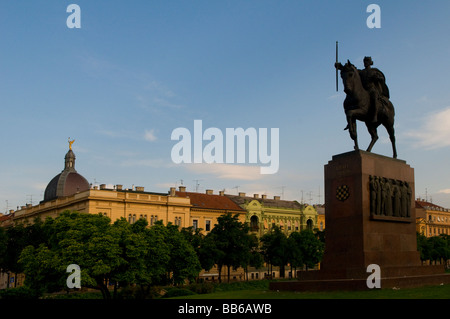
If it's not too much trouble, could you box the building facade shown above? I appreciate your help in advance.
[225,193,319,237]
[416,200,450,237]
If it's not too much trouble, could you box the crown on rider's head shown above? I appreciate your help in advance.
[364,56,374,65]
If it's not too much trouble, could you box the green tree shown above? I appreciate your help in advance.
[417,232,430,263]
[109,217,151,298]
[163,222,202,285]
[140,221,171,290]
[18,244,60,295]
[297,229,324,270]
[3,223,31,288]
[0,227,7,271]
[260,226,290,277]
[288,231,304,276]
[241,233,263,281]
[428,234,450,265]
[206,213,252,282]
[19,211,124,299]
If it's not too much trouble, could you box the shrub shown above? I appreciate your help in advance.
[187,282,215,294]
[163,287,197,298]
[0,286,40,299]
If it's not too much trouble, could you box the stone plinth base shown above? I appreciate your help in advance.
[270,151,449,292]
[270,265,450,292]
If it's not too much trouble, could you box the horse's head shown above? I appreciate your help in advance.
[340,60,360,95]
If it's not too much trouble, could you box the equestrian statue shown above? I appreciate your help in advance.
[335,56,397,159]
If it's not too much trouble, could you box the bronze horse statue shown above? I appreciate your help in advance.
[338,60,397,159]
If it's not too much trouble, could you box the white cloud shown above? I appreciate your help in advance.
[438,189,450,194]
[405,107,450,149]
[144,129,157,142]
[184,163,263,181]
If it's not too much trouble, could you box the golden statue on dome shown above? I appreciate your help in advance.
[68,138,75,150]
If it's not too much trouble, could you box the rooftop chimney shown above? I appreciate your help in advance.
[135,186,145,192]
[274,196,281,200]
[239,192,246,197]
[116,184,123,191]
[253,194,259,198]
[261,194,267,199]
[219,190,225,196]
[179,186,186,192]
[206,189,213,195]
[169,187,176,196]
[100,184,107,190]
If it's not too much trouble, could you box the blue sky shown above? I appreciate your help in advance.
[2,0,450,212]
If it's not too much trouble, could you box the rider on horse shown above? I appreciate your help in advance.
[335,57,390,125]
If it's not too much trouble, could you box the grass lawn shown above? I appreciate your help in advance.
[169,281,450,299]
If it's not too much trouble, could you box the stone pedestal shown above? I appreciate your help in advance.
[270,151,450,292]
[322,150,419,274]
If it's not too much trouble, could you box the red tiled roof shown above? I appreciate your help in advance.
[0,214,12,223]
[415,200,444,210]
[176,191,245,212]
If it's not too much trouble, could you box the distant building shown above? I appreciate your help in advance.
[225,193,319,237]
[6,147,192,228]
[175,187,246,232]
[416,199,450,237]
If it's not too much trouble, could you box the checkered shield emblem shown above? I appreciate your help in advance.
[336,185,350,202]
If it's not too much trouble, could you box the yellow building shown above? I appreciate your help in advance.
[225,193,319,237]
[416,199,450,237]
[8,147,192,227]
[5,145,243,229]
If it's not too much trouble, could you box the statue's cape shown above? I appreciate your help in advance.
[360,68,390,99]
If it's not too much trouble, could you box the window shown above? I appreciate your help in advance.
[205,220,211,232]
[193,219,198,230]
[306,219,313,230]
[250,215,259,232]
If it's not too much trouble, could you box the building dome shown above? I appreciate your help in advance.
[42,147,90,202]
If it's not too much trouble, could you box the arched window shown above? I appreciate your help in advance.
[306,219,313,230]
[250,215,259,231]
